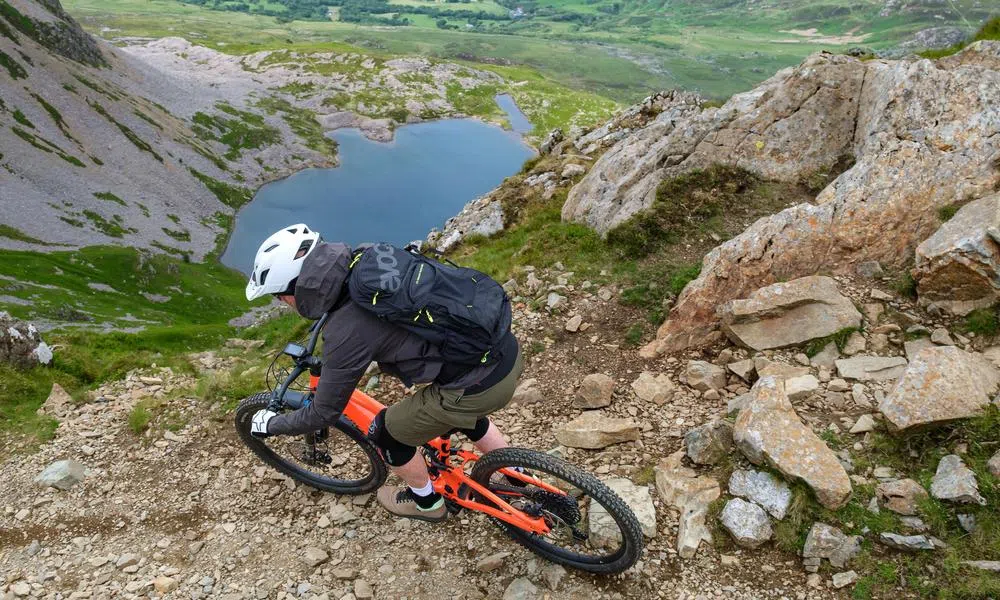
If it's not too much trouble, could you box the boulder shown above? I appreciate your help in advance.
[989,450,1000,478]
[502,578,539,600]
[835,356,908,381]
[733,376,852,509]
[879,346,1000,431]
[879,533,935,552]
[931,454,986,505]
[38,383,73,418]
[511,379,545,404]
[654,451,721,559]
[35,460,86,490]
[716,277,863,351]
[914,193,1000,315]
[630,371,675,405]
[727,359,756,382]
[574,373,615,409]
[833,571,859,589]
[904,337,935,359]
[685,360,727,391]
[684,420,733,465]
[631,47,1000,355]
[554,411,640,449]
[589,478,656,546]
[803,523,862,568]
[0,312,52,369]
[719,498,772,548]
[876,479,929,515]
[728,469,792,520]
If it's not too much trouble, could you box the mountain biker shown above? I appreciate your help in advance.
[244,224,524,522]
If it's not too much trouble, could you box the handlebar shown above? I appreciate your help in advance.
[268,313,330,410]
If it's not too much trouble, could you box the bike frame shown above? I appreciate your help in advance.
[276,315,566,537]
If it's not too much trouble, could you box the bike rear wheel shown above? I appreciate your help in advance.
[470,447,643,574]
[235,393,388,495]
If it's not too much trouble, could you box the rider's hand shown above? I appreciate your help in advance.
[250,409,277,439]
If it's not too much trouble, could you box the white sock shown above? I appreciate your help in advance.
[410,480,435,497]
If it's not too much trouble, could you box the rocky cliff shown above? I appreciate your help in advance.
[561,43,1000,355]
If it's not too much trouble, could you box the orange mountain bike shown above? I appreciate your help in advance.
[235,315,644,574]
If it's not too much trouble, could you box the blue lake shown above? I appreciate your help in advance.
[222,114,535,273]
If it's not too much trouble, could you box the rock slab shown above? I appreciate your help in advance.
[931,454,986,505]
[589,478,656,547]
[35,460,86,491]
[876,478,929,515]
[655,451,721,559]
[728,469,792,520]
[733,376,852,509]
[575,373,615,409]
[880,346,1000,431]
[717,276,863,351]
[835,355,908,381]
[555,411,640,449]
[684,420,733,465]
[803,523,862,568]
[631,371,675,405]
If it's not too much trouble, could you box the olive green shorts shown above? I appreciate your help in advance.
[384,349,525,447]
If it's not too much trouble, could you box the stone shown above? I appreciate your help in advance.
[728,469,792,520]
[880,533,935,551]
[832,571,859,589]
[541,564,566,591]
[904,337,935,359]
[574,373,614,409]
[0,312,52,369]
[828,378,850,392]
[35,460,86,490]
[727,359,756,382]
[719,498,772,548]
[116,554,140,569]
[930,454,986,505]
[785,374,820,401]
[716,277,863,351]
[930,327,954,345]
[685,360,727,391]
[835,356,908,381]
[554,411,640,449]
[11,582,30,597]
[562,163,586,178]
[353,579,373,600]
[803,523,862,568]
[302,547,329,568]
[958,514,977,533]
[989,450,1000,478]
[733,376,852,509]
[900,516,929,532]
[850,414,875,434]
[546,293,566,310]
[755,358,810,381]
[502,577,538,600]
[153,576,178,593]
[38,383,72,417]
[811,342,841,369]
[842,331,867,356]
[475,551,510,572]
[961,561,1000,573]
[654,451,721,559]
[876,479,929,515]
[880,346,1000,431]
[630,371,675,405]
[857,261,885,279]
[684,420,733,465]
[511,379,544,404]
[851,383,870,408]
[564,315,583,332]
[914,193,1000,315]
[590,478,656,546]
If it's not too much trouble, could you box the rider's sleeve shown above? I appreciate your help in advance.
[265,323,371,436]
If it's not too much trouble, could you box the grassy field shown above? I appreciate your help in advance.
[64,0,995,102]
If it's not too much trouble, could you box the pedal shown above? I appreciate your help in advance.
[445,499,463,515]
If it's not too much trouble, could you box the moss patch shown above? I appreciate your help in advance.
[93,191,126,206]
[0,49,27,79]
[188,168,254,209]
[89,101,163,162]
[192,103,281,160]
[255,96,337,160]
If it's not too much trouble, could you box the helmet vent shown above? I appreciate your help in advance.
[294,240,314,260]
[263,244,279,253]
[287,227,298,234]
[259,269,269,286]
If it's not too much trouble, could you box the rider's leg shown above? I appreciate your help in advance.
[389,452,432,489]
[471,420,508,453]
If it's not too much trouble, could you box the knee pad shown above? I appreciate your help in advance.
[460,417,491,442]
[367,409,417,467]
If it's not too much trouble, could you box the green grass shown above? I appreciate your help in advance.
[192,102,282,160]
[162,227,191,242]
[189,168,254,209]
[254,96,337,160]
[919,16,1000,59]
[88,101,163,162]
[128,403,152,434]
[963,307,999,337]
[804,326,860,357]
[10,126,86,167]
[12,108,34,128]
[93,191,126,206]
[81,210,135,238]
[0,49,27,80]
[891,271,918,301]
[0,225,47,245]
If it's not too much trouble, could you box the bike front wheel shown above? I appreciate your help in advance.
[235,393,388,495]
[470,447,644,574]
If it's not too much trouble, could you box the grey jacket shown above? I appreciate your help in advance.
[267,242,496,436]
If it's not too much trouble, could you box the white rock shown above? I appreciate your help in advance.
[728,469,792,520]
[719,498,772,548]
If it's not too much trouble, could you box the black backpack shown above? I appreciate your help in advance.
[345,243,512,366]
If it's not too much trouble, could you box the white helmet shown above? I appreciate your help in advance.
[245,224,321,301]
